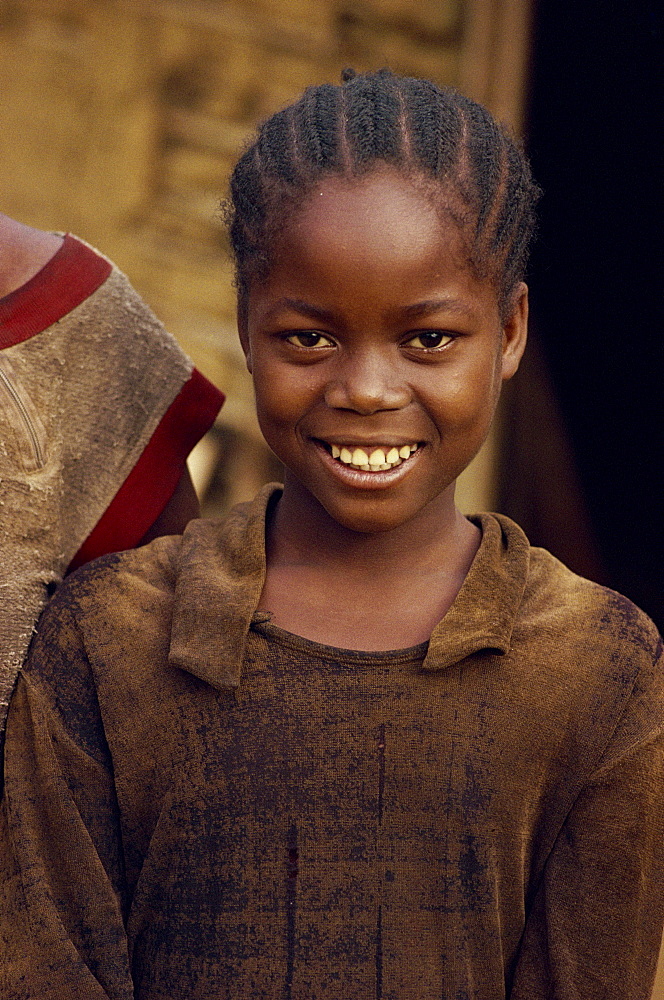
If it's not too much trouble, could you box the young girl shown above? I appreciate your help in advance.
[1,70,662,999]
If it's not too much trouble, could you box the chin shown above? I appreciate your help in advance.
[316,487,449,536]
[324,508,406,535]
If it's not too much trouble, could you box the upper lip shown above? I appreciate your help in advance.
[313,435,422,447]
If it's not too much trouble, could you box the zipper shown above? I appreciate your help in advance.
[0,363,46,469]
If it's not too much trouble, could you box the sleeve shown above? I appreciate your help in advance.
[510,645,664,999]
[0,615,133,998]
[68,366,223,571]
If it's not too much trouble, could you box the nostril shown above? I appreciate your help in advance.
[324,384,410,415]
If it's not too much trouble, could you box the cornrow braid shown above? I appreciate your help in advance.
[226,69,540,320]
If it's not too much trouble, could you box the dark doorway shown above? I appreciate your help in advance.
[511,2,662,629]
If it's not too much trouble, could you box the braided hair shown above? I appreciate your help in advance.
[226,69,540,320]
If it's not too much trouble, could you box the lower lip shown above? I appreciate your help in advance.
[312,441,423,490]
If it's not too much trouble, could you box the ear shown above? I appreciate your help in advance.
[237,306,253,374]
[500,282,528,381]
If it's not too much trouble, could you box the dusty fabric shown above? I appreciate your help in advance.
[0,235,219,730]
[1,485,663,999]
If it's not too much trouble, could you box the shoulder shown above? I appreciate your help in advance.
[28,501,251,674]
[16,535,184,751]
[25,535,183,689]
[481,514,664,765]
[524,540,661,663]
[474,512,659,656]
[508,524,662,742]
[35,533,185,640]
[3,232,191,378]
[27,491,272,694]
[58,238,192,372]
[482,512,662,699]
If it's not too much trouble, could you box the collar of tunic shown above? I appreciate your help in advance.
[167,484,531,691]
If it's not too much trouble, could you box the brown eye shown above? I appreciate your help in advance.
[404,331,454,350]
[285,332,335,348]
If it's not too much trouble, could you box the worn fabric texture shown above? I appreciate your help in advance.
[1,484,663,999]
[0,235,211,729]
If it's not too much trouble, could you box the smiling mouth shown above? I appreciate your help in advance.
[318,441,420,472]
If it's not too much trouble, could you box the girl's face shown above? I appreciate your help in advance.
[240,167,527,535]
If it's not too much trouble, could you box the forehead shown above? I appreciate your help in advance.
[282,168,464,269]
[249,167,500,323]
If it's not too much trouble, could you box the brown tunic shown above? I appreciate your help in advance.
[1,485,663,999]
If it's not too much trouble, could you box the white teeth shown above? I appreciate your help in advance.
[328,442,419,471]
[352,448,369,466]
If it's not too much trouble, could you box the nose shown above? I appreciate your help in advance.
[324,347,411,415]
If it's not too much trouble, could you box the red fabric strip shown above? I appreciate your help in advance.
[69,368,224,570]
[0,235,112,349]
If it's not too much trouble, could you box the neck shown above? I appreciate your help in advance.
[0,214,63,298]
[259,474,481,649]
[267,473,478,579]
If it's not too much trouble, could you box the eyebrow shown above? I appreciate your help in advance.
[399,298,476,319]
[263,298,337,324]
[263,295,476,324]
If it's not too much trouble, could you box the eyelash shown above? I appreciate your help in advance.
[284,332,335,349]
[402,331,454,350]
[284,330,456,351]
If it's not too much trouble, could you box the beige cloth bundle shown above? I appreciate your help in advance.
[0,260,192,728]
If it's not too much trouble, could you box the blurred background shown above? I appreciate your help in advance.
[0,0,662,986]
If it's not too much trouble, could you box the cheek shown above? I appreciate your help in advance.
[427,357,502,432]
[253,382,292,436]
[251,359,318,439]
